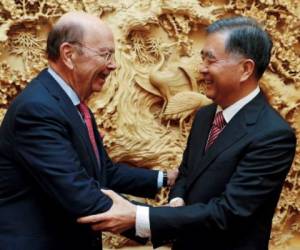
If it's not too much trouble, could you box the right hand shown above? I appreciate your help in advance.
[77,189,137,234]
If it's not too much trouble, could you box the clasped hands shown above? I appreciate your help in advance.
[77,170,183,234]
[78,189,137,233]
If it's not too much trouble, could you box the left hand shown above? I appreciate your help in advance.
[169,197,185,207]
[77,189,137,234]
[166,169,179,187]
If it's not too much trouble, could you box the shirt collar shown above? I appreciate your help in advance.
[47,67,80,106]
[216,86,260,123]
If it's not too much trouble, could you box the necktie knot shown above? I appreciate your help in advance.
[205,111,226,152]
[76,102,100,165]
[213,111,226,129]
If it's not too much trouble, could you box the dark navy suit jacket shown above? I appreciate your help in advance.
[0,69,159,250]
[150,92,296,250]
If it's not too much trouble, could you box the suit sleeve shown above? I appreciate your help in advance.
[150,128,296,242]
[13,102,113,218]
[168,145,189,200]
[90,113,160,199]
[101,148,159,199]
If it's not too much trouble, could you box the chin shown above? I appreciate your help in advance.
[204,90,215,99]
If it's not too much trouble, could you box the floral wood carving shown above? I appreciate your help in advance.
[0,0,299,249]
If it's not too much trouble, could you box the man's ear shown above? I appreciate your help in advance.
[240,59,255,82]
[59,42,75,70]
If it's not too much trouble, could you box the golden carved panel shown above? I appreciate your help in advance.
[0,0,299,249]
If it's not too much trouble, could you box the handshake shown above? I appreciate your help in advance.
[77,169,182,235]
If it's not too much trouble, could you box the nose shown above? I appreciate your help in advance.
[199,62,208,74]
[107,59,117,71]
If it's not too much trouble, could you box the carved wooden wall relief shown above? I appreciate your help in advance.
[0,0,299,249]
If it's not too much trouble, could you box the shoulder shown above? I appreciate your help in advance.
[194,103,216,121]
[196,102,215,115]
[259,103,295,135]
[10,70,61,113]
[8,87,65,131]
[250,104,296,149]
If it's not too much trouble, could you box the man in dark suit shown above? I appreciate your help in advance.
[0,12,178,250]
[77,16,296,250]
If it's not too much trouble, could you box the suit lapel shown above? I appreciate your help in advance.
[187,92,266,190]
[185,105,216,177]
[37,69,100,172]
[197,105,217,157]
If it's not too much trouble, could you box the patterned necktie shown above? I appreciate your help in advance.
[77,102,100,164]
[205,111,226,152]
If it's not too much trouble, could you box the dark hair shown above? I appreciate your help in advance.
[207,16,273,79]
[46,22,85,61]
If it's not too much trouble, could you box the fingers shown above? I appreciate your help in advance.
[77,213,107,224]
[77,190,123,225]
[167,169,179,186]
[91,221,126,234]
[91,221,110,231]
[77,213,119,233]
[101,189,124,203]
[169,202,183,207]
[101,189,116,199]
[169,197,185,207]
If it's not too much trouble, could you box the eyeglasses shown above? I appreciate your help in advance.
[70,42,115,63]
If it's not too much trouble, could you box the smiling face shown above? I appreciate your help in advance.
[200,32,246,108]
[70,26,116,101]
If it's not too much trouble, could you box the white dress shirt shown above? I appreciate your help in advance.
[135,86,260,238]
[48,67,80,106]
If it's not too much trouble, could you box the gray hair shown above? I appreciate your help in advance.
[207,16,273,79]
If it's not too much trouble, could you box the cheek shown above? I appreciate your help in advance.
[213,66,232,82]
[84,60,105,73]
[96,61,107,70]
[209,65,222,79]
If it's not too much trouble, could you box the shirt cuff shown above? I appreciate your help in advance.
[157,171,163,188]
[135,205,151,238]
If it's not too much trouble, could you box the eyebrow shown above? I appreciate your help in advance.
[98,47,115,53]
[201,50,216,59]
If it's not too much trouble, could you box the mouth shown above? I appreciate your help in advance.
[204,78,213,85]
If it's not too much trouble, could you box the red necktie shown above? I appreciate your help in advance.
[205,111,226,151]
[77,103,100,164]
